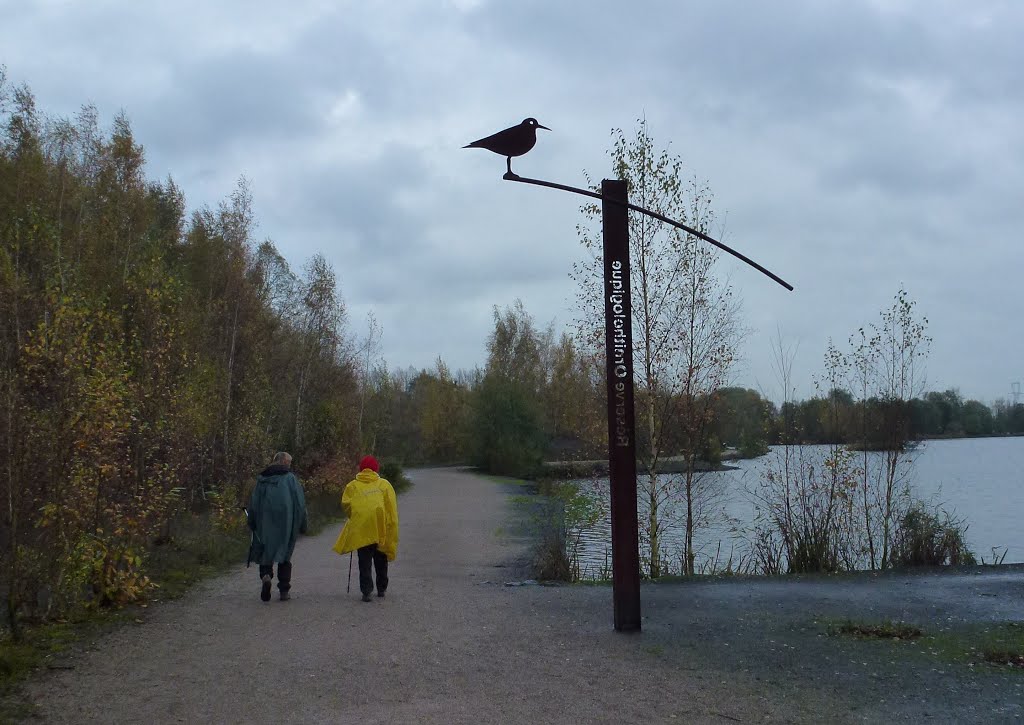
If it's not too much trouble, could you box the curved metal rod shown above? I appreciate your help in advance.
[503,171,793,291]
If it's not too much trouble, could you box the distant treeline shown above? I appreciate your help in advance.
[361,300,606,475]
[364,368,1024,472]
[771,388,1024,446]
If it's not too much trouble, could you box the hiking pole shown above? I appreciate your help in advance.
[347,552,353,593]
[240,505,264,568]
[240,506,254,568]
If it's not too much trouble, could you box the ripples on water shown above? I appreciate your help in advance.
[569,437,1024,577]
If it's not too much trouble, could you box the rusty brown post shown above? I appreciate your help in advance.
[601,178,641,632]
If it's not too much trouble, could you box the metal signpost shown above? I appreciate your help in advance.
[600,179,641,630]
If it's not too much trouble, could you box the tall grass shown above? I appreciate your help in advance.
[890,505,976,567]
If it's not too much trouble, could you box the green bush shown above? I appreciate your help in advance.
[700,435,723,467]
[739,434,769,459]
[525,480,606,582]
[520,489,571,582]
[891,505,976,567]
[470,376,547,478]
[379,460,413,494]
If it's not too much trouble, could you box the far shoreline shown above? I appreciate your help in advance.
[543,458,740,478]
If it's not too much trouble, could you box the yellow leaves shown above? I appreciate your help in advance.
[71,535,154,609]
[37,502,60,528]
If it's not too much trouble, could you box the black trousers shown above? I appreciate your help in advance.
[259,561,292,592]
[357,544,388,595]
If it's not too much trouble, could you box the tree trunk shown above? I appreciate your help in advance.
[223,301,239,473]
[647,472,659,578]
[5,245,22,639]
[646,382,661,578]
[5,378,21,642]
[684,467,695,575]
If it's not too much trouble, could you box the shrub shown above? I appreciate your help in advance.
[739,434,769,459]
[891,505,976,567]
[528,479,606,581]
[379,460,413,494]
[700,435,723,468]
[750,446,856,574]
[470,376,548,478]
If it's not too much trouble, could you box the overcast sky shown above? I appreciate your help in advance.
[3,0,1021,404]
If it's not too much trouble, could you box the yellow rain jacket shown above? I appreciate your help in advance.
[331,469,399,560]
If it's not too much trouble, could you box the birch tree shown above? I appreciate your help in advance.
[871,288,930,567]
[574,121,741,577]
[672,188,742,575]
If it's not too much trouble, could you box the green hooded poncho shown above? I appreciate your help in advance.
[248,464,308,565]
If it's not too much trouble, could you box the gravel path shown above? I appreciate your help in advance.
[24,468,1024,723]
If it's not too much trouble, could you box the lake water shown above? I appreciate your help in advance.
[571,436,1024,576]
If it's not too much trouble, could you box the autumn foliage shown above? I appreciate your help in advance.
[0,76,359,628]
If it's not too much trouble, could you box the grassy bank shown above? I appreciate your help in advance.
[828,617,1024,670]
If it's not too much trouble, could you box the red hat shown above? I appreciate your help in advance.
[359,455,379,472]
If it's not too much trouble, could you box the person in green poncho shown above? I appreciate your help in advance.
[248,451,308,602]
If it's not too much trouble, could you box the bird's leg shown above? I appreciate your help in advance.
[503,156,519,180]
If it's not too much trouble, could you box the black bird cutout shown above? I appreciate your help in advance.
[464,118,550,177]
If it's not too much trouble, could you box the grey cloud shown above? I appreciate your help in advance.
[820,134,976,196]
[3,0,1022,402]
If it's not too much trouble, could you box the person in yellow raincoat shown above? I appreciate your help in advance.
[332,455,399,602]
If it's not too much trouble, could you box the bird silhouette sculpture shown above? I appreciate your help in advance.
[464,118,550,178]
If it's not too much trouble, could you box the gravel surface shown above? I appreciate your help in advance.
[23,468,1024,723]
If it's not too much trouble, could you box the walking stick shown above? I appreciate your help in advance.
[240,506,259,568]
[347,551,353,593]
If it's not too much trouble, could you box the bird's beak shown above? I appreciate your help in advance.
[538,124,551,131]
